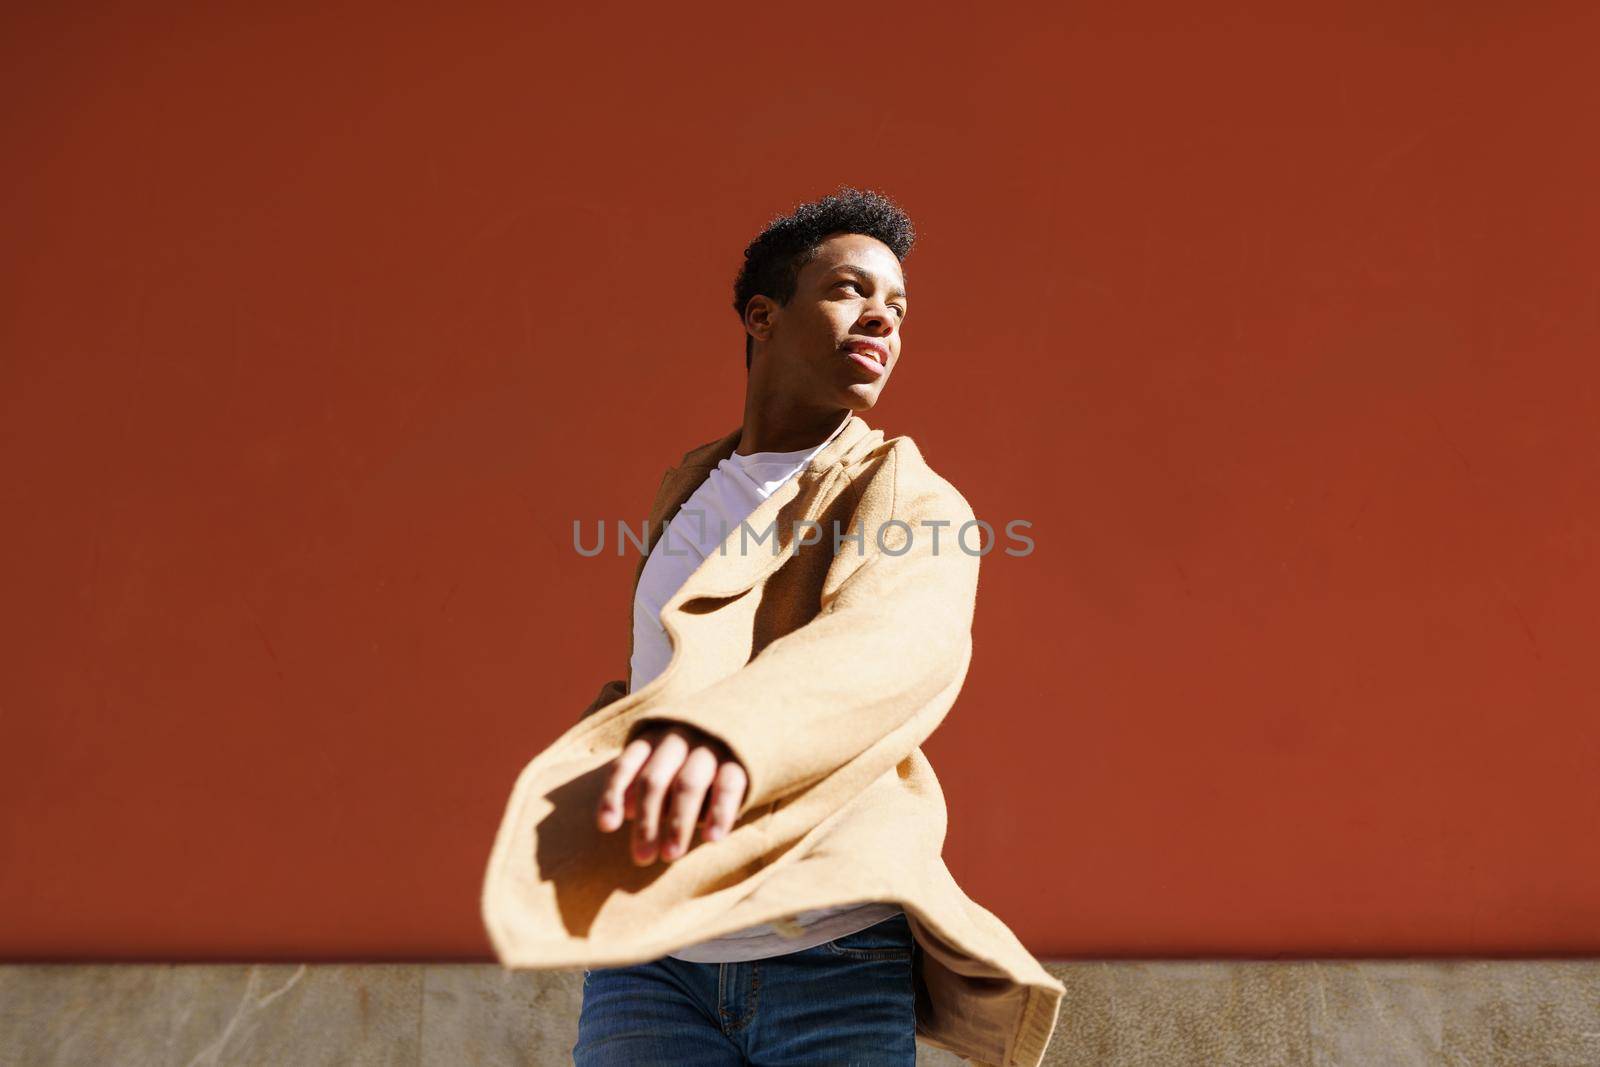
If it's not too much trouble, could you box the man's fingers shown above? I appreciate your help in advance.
[632,732,689,865]
[659,746,719,863]
[597,724,748,866]
[703,759,748,842]
[597,734,656,833]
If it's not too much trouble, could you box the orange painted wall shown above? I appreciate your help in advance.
[3,4,1597,961]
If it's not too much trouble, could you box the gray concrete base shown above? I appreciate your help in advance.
[2,960,1598,1065]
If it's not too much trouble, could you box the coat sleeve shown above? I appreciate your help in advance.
[624,480,981,821]
[578,677,629,724]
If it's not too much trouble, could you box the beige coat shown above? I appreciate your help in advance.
[480,413,1064,1066]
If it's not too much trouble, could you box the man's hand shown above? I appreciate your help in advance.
[596,723,749,866]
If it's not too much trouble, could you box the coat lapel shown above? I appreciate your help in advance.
[633,413,877,608]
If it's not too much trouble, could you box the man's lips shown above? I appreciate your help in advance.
[841,339,890,377]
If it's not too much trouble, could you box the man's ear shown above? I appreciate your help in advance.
[744,295,777,345]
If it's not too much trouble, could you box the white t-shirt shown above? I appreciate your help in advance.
[630,414,904,963]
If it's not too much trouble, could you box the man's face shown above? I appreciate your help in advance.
[747,232,908,412]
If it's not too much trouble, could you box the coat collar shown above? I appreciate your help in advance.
[673,409,866,473]
[638,412,883,604]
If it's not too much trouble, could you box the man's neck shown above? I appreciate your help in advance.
[734,402,852,456]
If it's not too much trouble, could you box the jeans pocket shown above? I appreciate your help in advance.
[822,914,914,961]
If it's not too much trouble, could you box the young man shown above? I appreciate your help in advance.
[482,188,1063,1066]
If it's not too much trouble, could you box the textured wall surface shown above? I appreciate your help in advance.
[4,961,1599,1066]
[4,3,1598,964]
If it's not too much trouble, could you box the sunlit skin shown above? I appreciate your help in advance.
[595,232,909,865]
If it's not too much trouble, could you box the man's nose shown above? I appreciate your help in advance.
[861,307,896,335]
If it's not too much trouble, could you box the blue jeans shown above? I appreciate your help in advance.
[573,912,919,1066]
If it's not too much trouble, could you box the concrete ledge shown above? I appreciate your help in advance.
[2,960,1597,1065]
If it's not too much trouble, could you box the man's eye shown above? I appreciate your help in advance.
[838,281,904,317]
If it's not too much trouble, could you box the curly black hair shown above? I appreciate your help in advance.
[732,185,916,370]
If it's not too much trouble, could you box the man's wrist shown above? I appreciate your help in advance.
[627,717,739,767]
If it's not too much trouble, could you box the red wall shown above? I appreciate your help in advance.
[3,4,1597,960]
